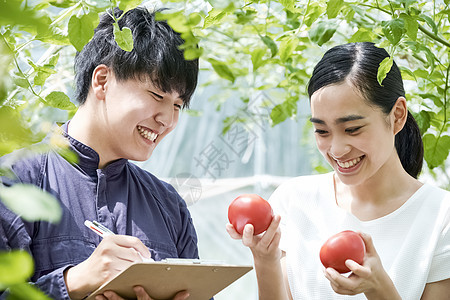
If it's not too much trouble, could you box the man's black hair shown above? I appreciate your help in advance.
[74,7,199,108]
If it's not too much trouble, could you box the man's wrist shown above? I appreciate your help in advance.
[64,265,90,300]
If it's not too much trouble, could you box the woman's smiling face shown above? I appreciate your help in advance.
[310,80,398,186]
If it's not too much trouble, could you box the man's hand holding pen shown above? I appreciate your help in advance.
[64,234,152,300]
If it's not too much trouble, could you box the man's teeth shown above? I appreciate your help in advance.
[337,157,361,169]
[137,126,158,142]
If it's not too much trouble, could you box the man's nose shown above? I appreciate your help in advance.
[155,105,174,128]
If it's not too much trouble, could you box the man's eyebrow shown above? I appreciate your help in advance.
[309,115,365,125]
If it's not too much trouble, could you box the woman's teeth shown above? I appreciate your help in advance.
[137,126,158,142]
[337,157,362,169]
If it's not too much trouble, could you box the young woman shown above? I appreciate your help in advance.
[227,42,450,299]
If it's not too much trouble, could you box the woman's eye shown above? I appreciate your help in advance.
[346,126,362,134]
[174,104,182,110]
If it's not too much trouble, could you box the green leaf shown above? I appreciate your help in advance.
[235,9,257,25]
[0,250,34,290]
[34,70,54,87]
[0,107,37,155]
[419,14,439,34]
[12,75,29,89]
[8,282,51,300]
[399,13,418,41]
[349,28,376,43]
[113,24,134,52]
[165,12,190,33]
[251,48,266,72]
[377,57,393,86]
[208,58,235,82]
[399,67,416,81]
[326,0,344,19]
[419,93,444,107]
[280,0,295,11]
[423,134,450,169]
[382,19,405,45]
[309,21,338,46]
[0,0,49,31]
[0,184,62,223]
[270,98,297,126]
[304,3,325,27]
[45,91,76,110]
[260,35,278,58]
[414,110,432,135]
[183,47,203,60]
[279,37,298,63]
[0,251,33,288]
[204,4,235,28]
[68,14,96,52]
[118,0,142,12]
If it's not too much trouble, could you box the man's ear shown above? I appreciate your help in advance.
[392,96,408,135]
[91,64,110,101]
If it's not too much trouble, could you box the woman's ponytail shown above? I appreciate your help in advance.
[395,111,423,178]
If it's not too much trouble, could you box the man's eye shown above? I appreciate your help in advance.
[314,129,328,135]
[174,104,182,110]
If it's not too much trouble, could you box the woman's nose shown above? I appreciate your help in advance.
[329,137,351,159]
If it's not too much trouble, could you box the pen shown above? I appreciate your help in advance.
[84,220,115,237]
[84,219,153,262]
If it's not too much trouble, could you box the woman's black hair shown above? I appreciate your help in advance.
[74,7,198,108]
[307,42,423,178]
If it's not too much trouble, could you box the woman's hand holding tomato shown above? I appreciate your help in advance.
[227,194,282,262]
[227,214,282,263]
[323,232,401,299]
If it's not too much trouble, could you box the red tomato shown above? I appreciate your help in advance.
[228,194,273,235]
[319,230,366,273]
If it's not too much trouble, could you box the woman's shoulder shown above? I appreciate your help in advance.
[269,172,334,207]
[276,172,333,192]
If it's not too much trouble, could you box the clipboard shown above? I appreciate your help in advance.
[85,259,253,300]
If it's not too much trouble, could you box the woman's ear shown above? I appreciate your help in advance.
[392,97,408,135]
[91,64,110,101]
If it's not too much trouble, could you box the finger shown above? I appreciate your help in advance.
[345,259,370,278]
[133,286,152,300]
[323,267,352,288]
[226,223,242,240]
[329,281,357,296]
[242,224,256,247]
[258,215,281,249]
[104,236,150,262]
[358,232,376,256]
[95,295,107,300]
[173,290,190,300]
[102,290,123,300]
[104,235,151,260]
[115,235,152,260]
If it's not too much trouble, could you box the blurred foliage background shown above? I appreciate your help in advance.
[1,0,450,298]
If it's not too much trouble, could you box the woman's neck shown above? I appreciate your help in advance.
[334,154,422,221]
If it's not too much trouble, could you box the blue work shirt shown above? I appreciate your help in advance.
[0,122,199,299]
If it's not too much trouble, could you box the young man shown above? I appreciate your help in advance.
[0,7,199,300]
